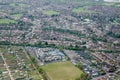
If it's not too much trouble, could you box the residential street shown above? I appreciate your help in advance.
[0,52,14,80]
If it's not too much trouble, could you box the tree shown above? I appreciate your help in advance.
[76,64,83,70]
[38,68,44,74]
[44,42,48,45]
[80,73,88,80]
[31,57,36,63]
[0,70,2,77]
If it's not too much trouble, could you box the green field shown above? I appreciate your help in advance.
[43,10,59,16]
[11,14,23,19]
[72,7,86,13]
[41,61,84,80]
[9,3,29,7]
[0,19,16,24]
[114,3,120,7]
[104,3,115,6]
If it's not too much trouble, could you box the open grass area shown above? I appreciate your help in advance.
[11,14,23,19]
[9,3,29,7]
[72,7,87,13]
[41,61,84,80]
[114,3,120,7]
[0,19,16,24]
[104,3,115,6]
[43,10,59,16]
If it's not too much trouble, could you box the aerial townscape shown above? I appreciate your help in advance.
[0,0,120,80]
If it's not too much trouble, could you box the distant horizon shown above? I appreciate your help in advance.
[104,0,120,2]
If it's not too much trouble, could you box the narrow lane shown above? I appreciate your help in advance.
[0,52,14,80]
[22,48,43,80]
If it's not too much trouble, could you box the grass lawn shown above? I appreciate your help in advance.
[41,61,84,80]
[43,10,59,16]
[0,19,16,24]
[9,3,29,7]
[114,3,120,7]
[11,14,23,19]
[103,2,115,6]
[72,7,86,13]
[72,7,101,14]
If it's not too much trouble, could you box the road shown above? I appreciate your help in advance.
[0,52,14,80]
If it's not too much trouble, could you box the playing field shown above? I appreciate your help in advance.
[11,14,23,19]
[72,7,86,13]
[0,19,16,24]
[43,10,59,16]
[41,61,84,80]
